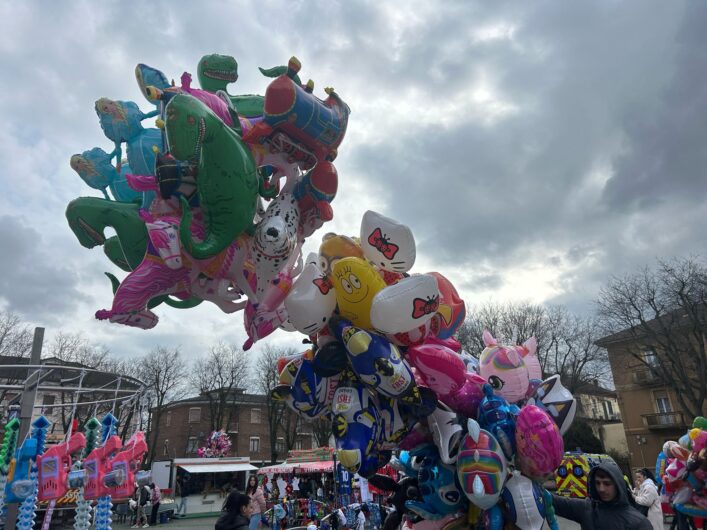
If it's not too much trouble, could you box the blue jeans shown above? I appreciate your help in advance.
[250,513,261,530]
[175,496,187,516]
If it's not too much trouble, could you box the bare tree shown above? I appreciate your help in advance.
[309,416,332,448]
[456,301,548,359]
[137,346,187,465]
[189,342,250,432]
[0,311,33,404]
[46,331,111,368]
[544,306,609,394]
[597,257,707,419]
[457,302,609,392]
[0,311,32,358]
[252,344,297,464]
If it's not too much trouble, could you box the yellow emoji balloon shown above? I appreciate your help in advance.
[332,257,386,330]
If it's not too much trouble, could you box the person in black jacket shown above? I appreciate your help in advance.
[216,490,252,530]
[552,461,653,530]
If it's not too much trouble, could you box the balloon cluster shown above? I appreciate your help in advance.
[656,416,707,519]
[198,430,232,458]
[67,54,350,349]
[272,211,579,530]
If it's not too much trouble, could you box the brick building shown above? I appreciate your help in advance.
[596,328,707,471]
[150,388,315,466]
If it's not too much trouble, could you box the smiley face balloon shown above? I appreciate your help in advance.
[332,257,386,330]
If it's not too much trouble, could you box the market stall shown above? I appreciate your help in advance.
[174,457,258,515]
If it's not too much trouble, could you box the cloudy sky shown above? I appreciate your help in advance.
[1,1,706,360]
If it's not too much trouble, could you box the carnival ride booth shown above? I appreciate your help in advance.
[174,457,258,515]
[0,357,148,530]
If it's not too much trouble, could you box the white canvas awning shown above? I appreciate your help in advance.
[177,462,257,474]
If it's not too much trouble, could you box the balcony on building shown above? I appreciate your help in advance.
[641,412,686,429]
[631,367,661,386]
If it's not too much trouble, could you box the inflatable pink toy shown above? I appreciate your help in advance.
[515,405,564,481]
[479,330,539,403]
[406,343,484,418]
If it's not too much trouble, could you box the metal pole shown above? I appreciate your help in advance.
[6,327,44,528]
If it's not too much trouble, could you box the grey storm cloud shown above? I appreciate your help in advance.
[1,1,706,356]
[0,216,90,319]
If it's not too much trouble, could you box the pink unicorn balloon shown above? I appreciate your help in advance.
[479,330,540,403]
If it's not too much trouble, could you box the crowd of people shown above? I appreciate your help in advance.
[216,474,373,530]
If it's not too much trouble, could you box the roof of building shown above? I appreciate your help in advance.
[161,389,269,410]
[574,381,617,398]
[595,307,696,347]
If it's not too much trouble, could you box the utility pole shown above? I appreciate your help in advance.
[6,327,45,528]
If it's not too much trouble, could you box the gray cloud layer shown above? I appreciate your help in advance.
[0,1,704,356]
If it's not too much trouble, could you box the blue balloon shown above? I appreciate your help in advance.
[71,147,141,203]
[477,383,518,459]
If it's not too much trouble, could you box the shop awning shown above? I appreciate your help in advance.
[295,461,334,473]
[257,462,298,474]
[257,461,334,474]
[177,462,258,474]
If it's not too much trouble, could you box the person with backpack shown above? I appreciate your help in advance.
[149,482,161,525]
[132,483,151,528]
[633,468,663,530]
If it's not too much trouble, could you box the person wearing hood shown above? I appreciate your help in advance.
[633,468,663,530]
[551,461,653,530]
[216,491,252,530]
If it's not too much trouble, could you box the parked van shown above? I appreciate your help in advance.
[555,452,616,498]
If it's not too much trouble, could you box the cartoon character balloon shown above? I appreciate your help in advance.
[360,210,416,273]
[479,330,537,403]
[501,471,547,530]
[529,375,577,435]
[332,257,387,330]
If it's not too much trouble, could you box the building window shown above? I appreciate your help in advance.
[188,407,201,423]
[163,439,169,456]
[165,412,172,427]
[249,437,260,453]
[275,437,285,454]
[655,393,672,414]
[294,439,303,450]
[642,349,659,367]
[186,436,198,455]
[41,394,55,415]
[250,408,261,424]
[602,400,614,419]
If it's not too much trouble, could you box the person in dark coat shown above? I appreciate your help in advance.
[552,461,653,530]
[215,491,253,530]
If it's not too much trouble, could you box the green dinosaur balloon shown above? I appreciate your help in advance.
[66,197,148,271]
[166,94,260,259]
[196,53,301,117]
[66,197,201,309]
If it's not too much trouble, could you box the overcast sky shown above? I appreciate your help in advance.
[1,1,706,360]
